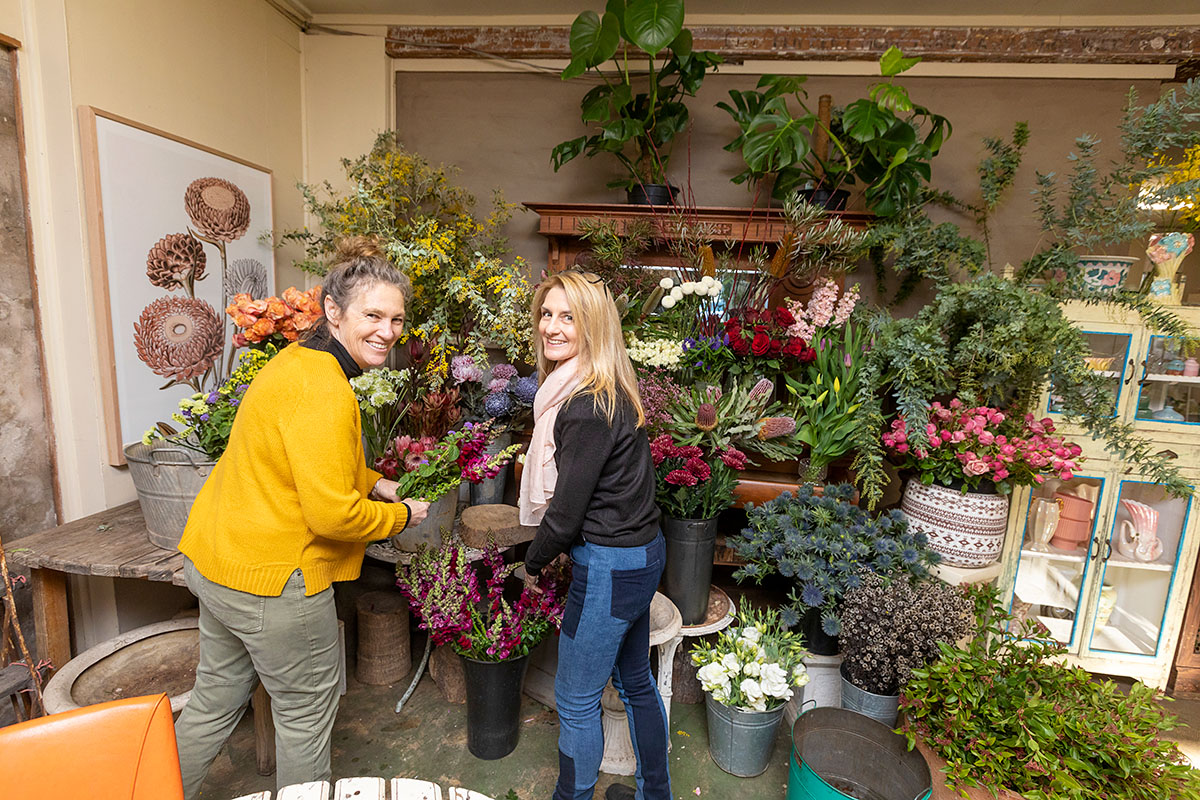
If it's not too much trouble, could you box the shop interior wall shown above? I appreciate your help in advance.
[393,70,1160,306]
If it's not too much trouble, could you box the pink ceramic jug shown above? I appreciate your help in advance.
[1117,499,1162,562]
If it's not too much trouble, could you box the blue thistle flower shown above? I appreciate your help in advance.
[800,582,824,608]
[820,611,841,637]
[780,606,799,628]
[901,547,920,565]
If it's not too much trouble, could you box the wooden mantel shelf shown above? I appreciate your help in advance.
[523,201,871,273]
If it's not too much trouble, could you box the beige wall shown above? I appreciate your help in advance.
[2,0,305,524]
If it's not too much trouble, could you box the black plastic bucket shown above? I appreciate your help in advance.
[662,516,718,625]
[463,653,530,759]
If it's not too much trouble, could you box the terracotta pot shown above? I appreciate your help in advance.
[900,480,1010,568]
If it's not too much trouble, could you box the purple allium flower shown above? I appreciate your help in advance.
[513,375,539,404]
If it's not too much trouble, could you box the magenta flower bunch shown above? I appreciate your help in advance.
[650,433,747,520]
[883,399,1084,493]
[455,420,523,484]
[396,542,570,662]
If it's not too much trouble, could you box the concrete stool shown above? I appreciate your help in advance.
[599,592,682,775]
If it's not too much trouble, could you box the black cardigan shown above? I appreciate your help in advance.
[524,393,660,574]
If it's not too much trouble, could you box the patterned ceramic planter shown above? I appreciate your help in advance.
[1078,255,1139,293]
[900,480,1011,568]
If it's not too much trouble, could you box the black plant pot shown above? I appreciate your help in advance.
[463,653,530,760]
[801,607,840,656]
[797,187,849,211]
[662,516,717,626]
[627,183,680,206]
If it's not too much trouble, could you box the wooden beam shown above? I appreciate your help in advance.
[386,24,1199,66]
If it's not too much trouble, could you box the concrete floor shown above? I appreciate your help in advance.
[197,636,793,800]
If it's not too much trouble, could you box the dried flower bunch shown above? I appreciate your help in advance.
[883,400,1084,493]
[690,606,809,712]
[396,542,570,662]
[903,588,1200,800]
[729,483,939,636]
[226,286,324,350]
[649,434,747,520]
[839,573,973,695]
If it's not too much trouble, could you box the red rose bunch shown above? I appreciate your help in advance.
[723,307,816,367]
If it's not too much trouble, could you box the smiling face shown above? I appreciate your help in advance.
[538,285,579,363]
[325,281,406,370]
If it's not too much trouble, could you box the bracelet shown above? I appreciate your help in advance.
[399,501,412,528]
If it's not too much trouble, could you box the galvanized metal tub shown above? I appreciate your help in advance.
[124,442,215,550]
[705,693,787,777]
[839,665,900,727]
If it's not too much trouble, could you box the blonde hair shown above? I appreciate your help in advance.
[531,270,646,427]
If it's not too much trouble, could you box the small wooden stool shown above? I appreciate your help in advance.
[458,504,537,550]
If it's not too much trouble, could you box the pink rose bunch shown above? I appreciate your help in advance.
[882,399,1084,492]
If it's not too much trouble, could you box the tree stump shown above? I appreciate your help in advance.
[459,504,537,550]
[355,591,409,686]
[429,644,466,704]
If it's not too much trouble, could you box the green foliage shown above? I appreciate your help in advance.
[785,317,865,481]
[975,121,1030,258]
[553,0,722,190]
[903,589,1200,800]
[780,195,871,284]
[865,206,987,305]
[274,132,533,385]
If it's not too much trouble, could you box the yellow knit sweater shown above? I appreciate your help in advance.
[180,344,408,596]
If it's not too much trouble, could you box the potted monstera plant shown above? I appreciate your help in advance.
[551,0,721,203]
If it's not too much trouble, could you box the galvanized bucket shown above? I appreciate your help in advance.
[663,516,717,625]
[839,665,900,727]
[705,693,786,777]
[392,491,457,551]
[124,442,216,550]
[787,707,931,800]
[468,432,512,506]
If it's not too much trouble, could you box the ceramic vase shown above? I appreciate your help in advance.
[899,480,1010,568]
[1147,232,1195,305]
[1078,255,1139,293]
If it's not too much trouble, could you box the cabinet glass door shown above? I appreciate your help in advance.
[1008,475,1106,649]
[1087,480,1193,657]
[1049,331,1132,416]
[1135,335,1200,425]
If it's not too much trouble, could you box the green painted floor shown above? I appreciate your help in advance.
[198,640,793,800]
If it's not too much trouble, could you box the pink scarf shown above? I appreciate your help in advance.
[519,357,581,526]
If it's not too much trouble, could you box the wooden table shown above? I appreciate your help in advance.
[7,502,185,669]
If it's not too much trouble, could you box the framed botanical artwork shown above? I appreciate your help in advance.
[79,107,275,465]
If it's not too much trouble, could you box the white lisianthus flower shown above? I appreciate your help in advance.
[713,685,731,704]
[792,664,811,687]
[659,277,674,290]
[699,275,715,287]
[696,662,729,691]
[721,653,742,674]
[740,678,765,710]
[680,281,696,295]
[661,295,677,309]
[741,627,762,643]
[742,660,762,678]
[760,663,792,699]
[670,287,684,301]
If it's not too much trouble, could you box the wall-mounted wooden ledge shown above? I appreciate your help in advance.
[387,25,1200,71]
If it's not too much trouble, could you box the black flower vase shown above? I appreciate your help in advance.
[801,607,839,656]
[462,653,530,759]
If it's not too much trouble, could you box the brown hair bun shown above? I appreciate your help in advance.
[334,234,386,262]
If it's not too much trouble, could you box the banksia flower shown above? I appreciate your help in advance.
[695,402,718,431]
[146,232,206,290]
[757,416,797,440]
[185,177,251,242]
[699,245,717,277]
[133,296,224,382]
[747,377,774,405]
[769,231,794,278]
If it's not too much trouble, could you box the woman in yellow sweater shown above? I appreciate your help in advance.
[174,237,429,799]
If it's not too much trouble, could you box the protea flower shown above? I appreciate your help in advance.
[146,232,206,290]
[132,296,224,382]
[184,177,250,242]
[695,402,718,431]
[748,378,774,405]
[757,416,797,440]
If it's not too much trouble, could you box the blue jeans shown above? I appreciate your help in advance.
[553,533,670,800]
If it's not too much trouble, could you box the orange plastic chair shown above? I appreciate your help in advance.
[0,693,183,799]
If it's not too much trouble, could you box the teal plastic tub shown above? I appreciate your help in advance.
[786,707,931,800]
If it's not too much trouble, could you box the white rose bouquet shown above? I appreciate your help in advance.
[690,606,809,712]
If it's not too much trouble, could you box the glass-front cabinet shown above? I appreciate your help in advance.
[999,303,1200,689]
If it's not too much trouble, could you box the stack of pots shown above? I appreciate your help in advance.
[1049,491,1095,551]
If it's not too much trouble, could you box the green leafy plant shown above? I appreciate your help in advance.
[350,367,419,464]
[552,0,722,191]
[902,588,1200,800]
[728,483,939,636]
